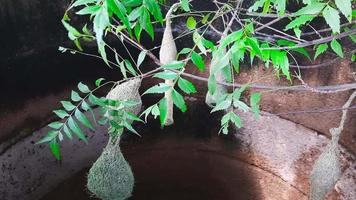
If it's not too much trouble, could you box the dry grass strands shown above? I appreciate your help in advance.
[159,3,179,125]
[205,49,228,107]
[87,78,142,200]
[309,90,356,200]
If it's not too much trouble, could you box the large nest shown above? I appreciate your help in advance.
[87,78,142,200]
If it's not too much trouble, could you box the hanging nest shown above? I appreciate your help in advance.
[309,91,356,200]
[309,128,341,200]
[87,78,142,200]
[206,49,227,107]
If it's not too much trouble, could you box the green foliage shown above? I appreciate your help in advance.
[37,81,143,160]
[44,0,353,160]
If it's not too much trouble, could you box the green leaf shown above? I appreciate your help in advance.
[75,109,94,130]
[211,98,232,113]
[211,51,230,75]
[144,0,163,23]
[48,121,64,129]
[95,78,105,87]
[78,82,90,93]
[76,5,101,15]
[118,60,127,79]
[126,112,144,123]
[93,3,110,66]
[285,15,314,30]
[314,43,328,60]
[140,8,154,39]
[245,37,261,56]
[335,0,352,21]
[58,132,64,141]
[137,51,147,67]
[151,104,160,118]
[161,61,185,69]
[322,6,340,33]
[53,109,69,119]
[202,14,210,24]
[89,94,104,106]
[191,51,205,71]
[134,22,143,41]
[294,2,326,16]
[231,50,243,73]
[250,92,261,119]
[62,20,82,38]
[82,24,92,36]
[234,100,250,112]
[74,39,83,51]
[36,130,58,144]
[178,48,191,56]
[229,112,242,129]
[143,83,171,95]
[98,42,109,67]
[232,84,249,100]
[129,6,144,21]
[63,124,73,140]
[280,52,290,80]
[303,0,311,4]
[71,91,82,102]
[202,38,215,50]
[193,31,207,55]
[270,50,290,79]
[109,120,123,131]
[178,78,197,94]
[68,117,88,143]
[70,0,96,9]
[153,71,178,80]
[107,0,131,34]
[140,105,154,122]
[186,16,197,30]
[123,120,140,136]
[344,27,356,43]
[275,0,286,16]
[249,0,267,12]
[181,0,190,12]
[50,139,61,160]
[262,0,270,13]
[276,40,310,59]
[125,59,138,76]
[172,90,187,112]
[159,98,168,126]
[61,101,76,111]
[330,39,343,58]
[219,30,243,49]
[294,28,301,39]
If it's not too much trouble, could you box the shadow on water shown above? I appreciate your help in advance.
[41,101,263,200]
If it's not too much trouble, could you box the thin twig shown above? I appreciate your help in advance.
[264,105,356,116]
[263,29,356,50]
